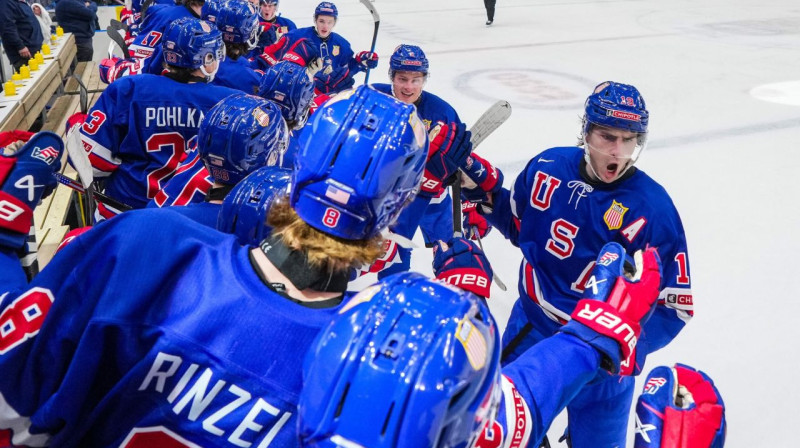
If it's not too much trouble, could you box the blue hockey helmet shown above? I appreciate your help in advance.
[290,85,428,240]
[197,93,289,185]
[217,166,292,246]
[161,17,226,74]
[258,61,315,130]
[314,1,337,19]
[583,81,649,135]
[389,44,429,77]
[299,272,502,448]
[203,0,261,50]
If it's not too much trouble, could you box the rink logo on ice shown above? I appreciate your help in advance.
[643,377,667,394]
[454,69,595,110]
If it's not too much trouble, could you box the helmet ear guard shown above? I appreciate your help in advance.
[299,272,502,448]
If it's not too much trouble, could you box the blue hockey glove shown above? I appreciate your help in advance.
[432,237,492,298]
[460,152,503,203]
[560,242,662,376]
[420,122,472,196]
[281,38,321,67]
[0,131,64,249]
[354,51,378,70]
[635,363,726,448]
[314,65,355,95]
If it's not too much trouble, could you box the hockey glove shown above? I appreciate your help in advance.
[314,65,354,95]
[460,153,503,203]
[635,364,726,448]
[420,123,473,196]
[560,242,662,376]
[0,131,64,249]
[98,57,142,84]
[306,57,324,79]
[66,112,88,134]
[354,51,378,70]
[432,237,492,298]
[462,200,492,240]
[281,38,320,67]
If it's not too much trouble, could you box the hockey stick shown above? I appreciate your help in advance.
[107,19,130,57]
[451,100,512,289]
[452,99,512,235]
[359,0,380,85]
[53,172,133,212]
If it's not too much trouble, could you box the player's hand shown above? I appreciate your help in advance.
[354,51,378,70]
[635,363,726,448]
[420,122,472,196]
[281,38,320,67]
[462,201,491,239]
[432,237,492,298]
[460,152,503,203]
[306,57,324,79]
[0,131,64,249]
[19,47,32,59]
[560,242,662,375]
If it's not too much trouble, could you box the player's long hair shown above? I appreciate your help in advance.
[267,198,384,272]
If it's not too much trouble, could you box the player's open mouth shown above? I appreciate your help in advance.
[606,163,618,173]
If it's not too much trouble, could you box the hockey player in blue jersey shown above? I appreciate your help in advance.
[459,81,694,447]
[99,0,208,83]
[81,17,237,220]
[149,93,288,226]
[249,0,296,57]
[257,60,315,132]
[260,2,378,94]
[0,86,435,446]
[205,0,266,95]
[299,239,669,447]
[372,44,463,278]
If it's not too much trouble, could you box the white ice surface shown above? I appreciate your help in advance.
[283,0,799,445]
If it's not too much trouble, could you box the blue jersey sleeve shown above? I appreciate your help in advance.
[472,333,604,447]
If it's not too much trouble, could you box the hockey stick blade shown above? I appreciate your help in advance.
[453,99,512,235]
[359,0,380,85]
[470,100,512,149]
[106,21,130,57]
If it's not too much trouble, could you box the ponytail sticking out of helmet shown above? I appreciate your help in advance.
[290,85,428,241]
[299,272,502,448]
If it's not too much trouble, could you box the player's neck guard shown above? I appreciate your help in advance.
[258,235,349,292]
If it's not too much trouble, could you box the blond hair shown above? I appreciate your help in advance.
[267,198,384,272]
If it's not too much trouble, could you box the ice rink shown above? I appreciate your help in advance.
[293,0,799,445]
